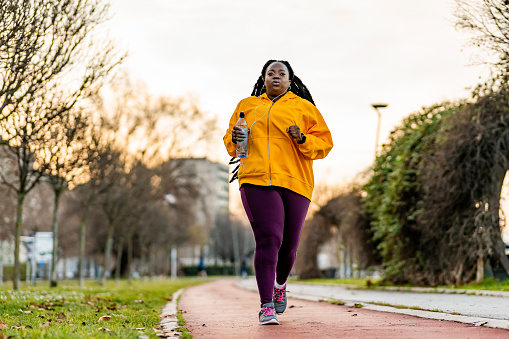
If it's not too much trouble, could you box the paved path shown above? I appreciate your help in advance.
[237,278,509,325]
[178,279,509,338]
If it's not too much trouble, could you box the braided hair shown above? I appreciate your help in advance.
[250,59,316,106]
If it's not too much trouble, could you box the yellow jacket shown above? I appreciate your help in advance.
[223,91,333,200]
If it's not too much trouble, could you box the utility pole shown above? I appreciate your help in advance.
[371,103,388,158]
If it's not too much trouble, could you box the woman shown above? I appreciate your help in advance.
[223,60,333,325]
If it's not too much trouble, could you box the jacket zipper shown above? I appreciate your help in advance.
[267,101,274,185]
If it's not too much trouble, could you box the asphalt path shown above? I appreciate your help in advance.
[179,279,509,338]
[237,278,509,328]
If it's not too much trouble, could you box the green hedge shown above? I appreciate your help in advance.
[2,264,28,281]
[181,265,254,276]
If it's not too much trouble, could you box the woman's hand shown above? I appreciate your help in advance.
[232,126,248,144]
[287,125,303,142]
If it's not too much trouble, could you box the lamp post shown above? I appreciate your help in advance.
[371,103,388,158]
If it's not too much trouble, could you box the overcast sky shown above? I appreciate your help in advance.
[103,0,508,218]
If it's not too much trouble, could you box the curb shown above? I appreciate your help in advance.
[156,288,184,338]
[236,280,509,331]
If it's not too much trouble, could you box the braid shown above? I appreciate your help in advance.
[250,59,316,106]
[251,76,265,96]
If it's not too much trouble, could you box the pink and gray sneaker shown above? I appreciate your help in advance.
[258,302,279,325]
[273,285,288,314]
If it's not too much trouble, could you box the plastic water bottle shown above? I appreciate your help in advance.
[236,112,248,158]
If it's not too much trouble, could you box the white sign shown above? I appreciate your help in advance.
[34,232,53,263]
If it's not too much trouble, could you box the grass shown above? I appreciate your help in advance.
[369,301,461,315]
[0,278,209,339]
[439,277,509,292]
[290,277,371,288]
[294,276,509,292]
[176,294,192,339]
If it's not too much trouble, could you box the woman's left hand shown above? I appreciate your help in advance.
[287,125,302,141]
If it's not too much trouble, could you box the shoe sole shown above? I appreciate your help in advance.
[258,319,280,325]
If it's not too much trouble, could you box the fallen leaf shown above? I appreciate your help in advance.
[0,320,8,330]
[136,327,145,330]
[98,315,111,322]
[134,300,144,303]
[98,327,112,332]
[352,314,358,316]
[159,313,174,318]
[475,321,488,327]
[39,322,50,329]
[10,326,26,330]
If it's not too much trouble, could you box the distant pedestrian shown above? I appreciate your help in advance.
[223,59,333,325]
[241,257,249,279]
[198,258,207,277]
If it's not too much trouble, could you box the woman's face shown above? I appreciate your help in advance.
[264,62,291,99]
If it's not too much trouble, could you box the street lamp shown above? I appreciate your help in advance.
[371,103,388,158]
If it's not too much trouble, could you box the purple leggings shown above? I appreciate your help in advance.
[240,184,310,306]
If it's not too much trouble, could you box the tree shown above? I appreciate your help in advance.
[455,0,509,72]
[0,0,123,290]
[41,109,91,287]
[212,212,253,266]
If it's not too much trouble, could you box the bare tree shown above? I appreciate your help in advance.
[40,109,91,287]
[212,212,253,266]
[455,0,509,72]
[0,0,123,289]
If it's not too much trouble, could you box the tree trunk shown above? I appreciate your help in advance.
[13,193,25,290]
[127,232,133,284]
[476,251,484,283]
[115,235,124,284]
[50,190,62,287]
[100,221,115,286]
[78,215,87,287]
[63,256,67,280]
[149,244,155,278]
[164,247,171,277]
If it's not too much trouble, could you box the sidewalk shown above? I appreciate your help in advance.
[178,279,509,338]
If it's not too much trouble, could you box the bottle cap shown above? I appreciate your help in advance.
[239,112,245,118]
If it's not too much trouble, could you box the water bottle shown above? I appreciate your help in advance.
[236,111,248,158]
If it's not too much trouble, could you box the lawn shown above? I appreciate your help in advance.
[294,276,509,291]
[0,278,209,339]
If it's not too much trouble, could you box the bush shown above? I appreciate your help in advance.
[181,265,253,276]
[2,264,28,281]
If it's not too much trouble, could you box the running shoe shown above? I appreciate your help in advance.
[258,302,279,325]
[273,286,288,314]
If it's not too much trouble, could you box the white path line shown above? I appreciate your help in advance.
[157,288,184,338]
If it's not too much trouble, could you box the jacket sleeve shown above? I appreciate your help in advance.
[223,101,242,157]
[297,103,333,160]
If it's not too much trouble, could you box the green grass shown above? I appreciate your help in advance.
[176,299,192,339]
[0,278,209,338]
[369,301,462,314]
[294,276,509,292]
[439,277,509,291]
[291,277,377,288]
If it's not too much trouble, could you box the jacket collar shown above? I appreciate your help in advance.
[260,90,297,102]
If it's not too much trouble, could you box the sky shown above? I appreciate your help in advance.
[103,0,509,225]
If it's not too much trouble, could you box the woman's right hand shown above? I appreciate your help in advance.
[232,126,248,143]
